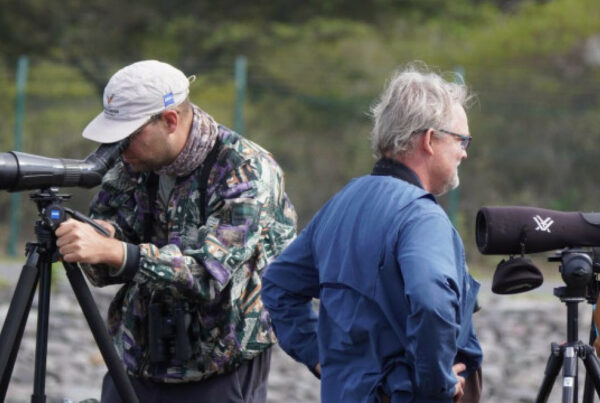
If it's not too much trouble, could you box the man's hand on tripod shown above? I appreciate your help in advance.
[452,362,466,403]
[55,218,124,267]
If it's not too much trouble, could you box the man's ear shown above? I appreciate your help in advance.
[162,110,179,133]
[419,129,435,156]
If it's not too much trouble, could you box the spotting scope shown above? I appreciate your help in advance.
[476,206,600,255]
[0,139,128,191]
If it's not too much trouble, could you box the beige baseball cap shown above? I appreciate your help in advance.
[83,60,192,143]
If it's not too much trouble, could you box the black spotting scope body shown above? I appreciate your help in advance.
[476,206,600,255]
[0,139,129,191]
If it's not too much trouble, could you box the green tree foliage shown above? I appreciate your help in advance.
[0,0,599,261]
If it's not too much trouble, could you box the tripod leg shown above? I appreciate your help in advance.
[583,316,596,403]
[562,346,577,403]
[63,263,139,403]
[0,248,41,402]
[32,259,52,403]
[582,345,600,397]
[536,343,563,403]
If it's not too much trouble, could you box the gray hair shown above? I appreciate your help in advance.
[370,62,472,159]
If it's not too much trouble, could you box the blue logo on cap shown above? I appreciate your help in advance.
[163,92,175,107]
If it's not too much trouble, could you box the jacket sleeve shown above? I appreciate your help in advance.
[80,161,139,287]
[83,155,297,302]
[396,211,462,400]
[261,222,321,375]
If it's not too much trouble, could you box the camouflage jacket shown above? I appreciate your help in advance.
[83,126,297,382]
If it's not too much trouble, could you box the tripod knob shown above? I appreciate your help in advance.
[42,204,67,230]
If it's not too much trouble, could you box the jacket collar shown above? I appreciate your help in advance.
[371,158,424,189]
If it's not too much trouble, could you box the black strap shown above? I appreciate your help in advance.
[142,138,222,242]
[144,172,159,243]
[198,137,221,224]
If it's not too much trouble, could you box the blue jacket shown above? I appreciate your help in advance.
[262,159,482,402]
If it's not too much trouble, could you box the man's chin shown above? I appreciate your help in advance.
[125,161,152,173]
[435,176,460,197]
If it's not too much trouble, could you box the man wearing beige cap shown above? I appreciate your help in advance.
[55,60,297,402]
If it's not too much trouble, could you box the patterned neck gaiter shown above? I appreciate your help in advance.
[154,104,218,177]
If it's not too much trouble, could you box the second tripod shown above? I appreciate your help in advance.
[536,251,600,403]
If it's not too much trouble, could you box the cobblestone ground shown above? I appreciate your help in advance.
[0,263,597,403]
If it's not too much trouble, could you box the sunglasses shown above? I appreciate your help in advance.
[414,128,472,151]
[435,129,472,151]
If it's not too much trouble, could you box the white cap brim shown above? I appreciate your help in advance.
[82,112,150,143]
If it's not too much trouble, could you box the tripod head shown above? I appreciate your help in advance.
[26,187,110,262]
[549,249,597,302]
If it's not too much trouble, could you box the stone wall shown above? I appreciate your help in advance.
[0,265,596,403]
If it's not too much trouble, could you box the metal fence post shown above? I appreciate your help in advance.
[234,55,247,134]
[7,56,29,256]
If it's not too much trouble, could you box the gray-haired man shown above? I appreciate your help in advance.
[262,63,482,402]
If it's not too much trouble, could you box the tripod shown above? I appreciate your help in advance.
[536,251,600,403]
[0,188,139,403]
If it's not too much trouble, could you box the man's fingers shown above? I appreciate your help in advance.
[452,362,466,373]
[55,218,77,236]
[55,219,104,264]
[55,232,76,248]
[452,362,466,400]
[94,219,116,237]
[61,252,79,263]
[453,383,464,400]
[55,226,87,248]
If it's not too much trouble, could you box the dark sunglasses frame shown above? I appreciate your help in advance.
[413,128,472,151]
[435,128,472,150]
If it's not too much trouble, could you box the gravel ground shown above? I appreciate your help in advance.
[0,261,598,402]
